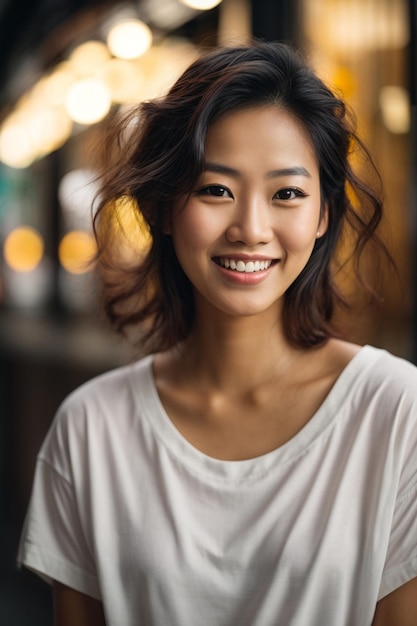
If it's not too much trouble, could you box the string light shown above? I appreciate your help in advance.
[106,19,153,60]
[0,115,36,168]
[99,58,145,103]
[65,78,112,125]
[68,40,111,76]
[0,32,199,167]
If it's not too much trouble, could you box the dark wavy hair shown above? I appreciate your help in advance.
[93,40,388,352]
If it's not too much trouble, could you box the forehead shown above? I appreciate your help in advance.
[204,106,319,172]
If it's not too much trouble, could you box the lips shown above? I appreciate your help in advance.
[214,257,275,273]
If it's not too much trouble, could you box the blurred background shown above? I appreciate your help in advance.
[0,0,416,623]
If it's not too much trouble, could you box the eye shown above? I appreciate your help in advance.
[197,185,233,198]
[274,187,307,201]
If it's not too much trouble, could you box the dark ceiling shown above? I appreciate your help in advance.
[0,1,120,89]
[0,1,93,69]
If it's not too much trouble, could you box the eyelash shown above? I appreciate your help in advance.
[197,185,232,198]
[196,185,307,200]
[274,188,307,200]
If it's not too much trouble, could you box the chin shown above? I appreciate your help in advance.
[202,296,282,319]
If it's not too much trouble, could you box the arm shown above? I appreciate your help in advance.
[372,577,417,626]
[53,581,106,626]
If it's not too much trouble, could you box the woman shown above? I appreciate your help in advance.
[19,41,417,625]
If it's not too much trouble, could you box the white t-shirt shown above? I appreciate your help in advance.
[18,346,417,626]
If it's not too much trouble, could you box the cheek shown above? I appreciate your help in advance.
[172,206,222,252]
[279,218,319,252]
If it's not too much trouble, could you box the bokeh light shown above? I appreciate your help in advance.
[0,35,199,168]
[65,78,112,125]
[41,62,77,105]
[106,19,153,60]
[68,40,111,76]
[58,231,97,274]
[98,196,152,267]
[58,168,99,231]
[99,58,145,103]
[179,0,223,10]
[379,86,410,134]
[0,114,36,168]
[3,227,44,272]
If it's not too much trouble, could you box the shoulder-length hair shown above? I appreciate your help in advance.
[93,40,387,352]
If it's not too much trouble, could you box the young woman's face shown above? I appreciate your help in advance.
[170,106,328,321]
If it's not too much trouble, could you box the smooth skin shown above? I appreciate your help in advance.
[52,106,417,624]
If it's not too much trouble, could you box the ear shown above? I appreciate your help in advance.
[316,202,329,239]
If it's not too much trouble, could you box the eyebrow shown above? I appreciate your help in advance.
[266,166,311,179]
[204,162,311,179]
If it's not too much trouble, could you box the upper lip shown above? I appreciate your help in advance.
[213,254,277,261]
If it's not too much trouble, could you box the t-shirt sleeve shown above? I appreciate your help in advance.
[378,483,417,599]
[17,405,101,600]
[378,369,417,600]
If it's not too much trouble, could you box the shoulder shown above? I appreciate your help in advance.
[357,345,417,399]
[39,355,155,470]
[327,339,417,384]
[338,345,417,433]
[350,347,417,492]
[316,340,417,412]
[326,339,417,399]
[321,341,417,457]
[59,354,154,419]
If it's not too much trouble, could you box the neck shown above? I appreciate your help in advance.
[176,306,296,392]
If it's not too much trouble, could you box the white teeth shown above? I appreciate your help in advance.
[218,258,272,273]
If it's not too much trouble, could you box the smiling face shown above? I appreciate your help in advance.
[170,106,328,323]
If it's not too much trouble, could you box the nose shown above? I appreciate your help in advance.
[226,196,274,246]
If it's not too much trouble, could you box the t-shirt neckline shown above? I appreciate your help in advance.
[132,345,382,483]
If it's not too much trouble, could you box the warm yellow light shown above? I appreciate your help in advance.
[65,78,112,125]
[45,106,73,151]
[99,58,145,103]
[69,40,111,76]
[0,116,35,168]
[179,0,222,9]
[58,231,97,274]
[100,196,151,266]
[28,65,74,107]
[115,196,152,246]
[305,0,408,54]
[42,62,76,105]
[131,39,199,101]
[27,105,73,155]
[4,227,44,272]
[331,66,357,100]
[0,102,73,167]
[379,86,410,134]
[107,19,153,60]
